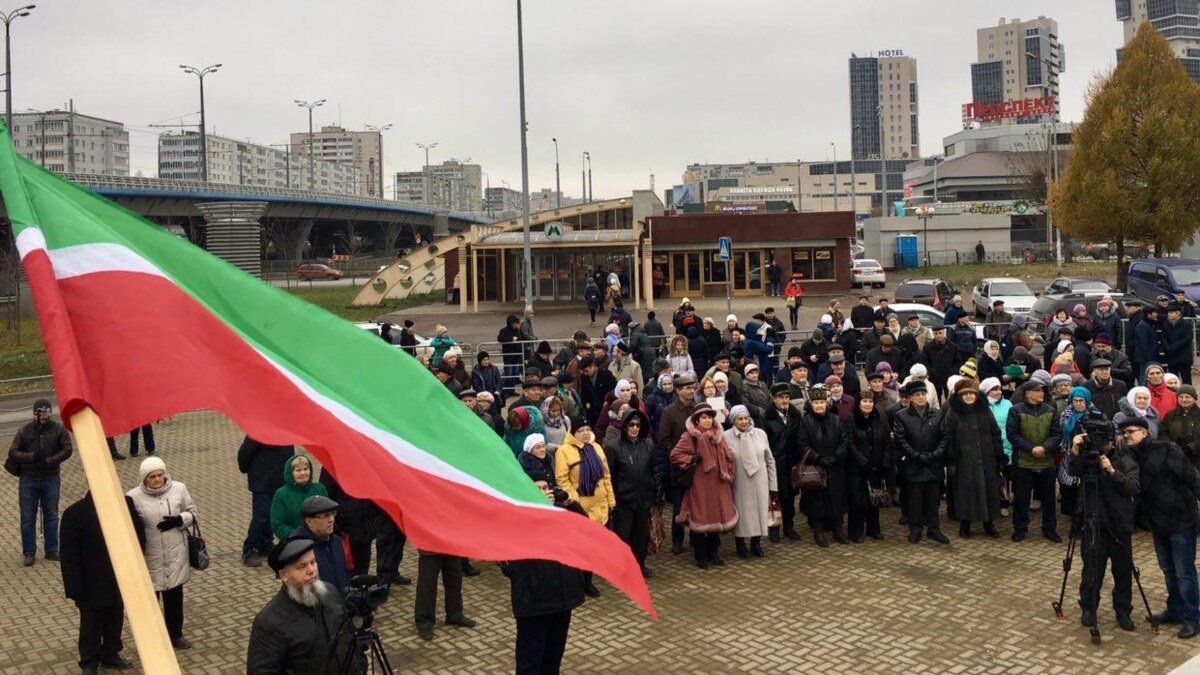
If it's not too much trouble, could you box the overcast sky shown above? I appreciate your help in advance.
[17,0,1120,199]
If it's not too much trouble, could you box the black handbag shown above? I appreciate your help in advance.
[187,518,209,571]
[791,449,828,491]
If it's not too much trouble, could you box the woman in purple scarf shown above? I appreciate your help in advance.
[554,423,615,597]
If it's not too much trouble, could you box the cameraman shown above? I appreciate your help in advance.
[1120,416,1200,639]
[1068,419,1140,631]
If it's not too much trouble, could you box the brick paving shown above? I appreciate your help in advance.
[1,411,1199,673]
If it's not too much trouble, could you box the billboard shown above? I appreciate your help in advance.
[962,96,1056,123]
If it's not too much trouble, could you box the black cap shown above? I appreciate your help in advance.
[902,381,928,397]
[1091,357,1112,368]
[1117,417,1149,431]
[992,299,1005,307]
[33,399,52,414]
[267,536,315,572]
[476,350,491,362]
[866,372,885,381]
[457,388,478,399]
[714,353,731,362]
[770,382,790,396]
[788,346,803,359]
[1168,303,1184,313]
[300,495,339,517]
[537,341,553,355]
[931,325,946,332]
[573,330,589,341]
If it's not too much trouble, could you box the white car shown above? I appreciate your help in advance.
[879,303,987,343]
[354,321,433,358]
[971,277,1037,318]
[851,259,886,288]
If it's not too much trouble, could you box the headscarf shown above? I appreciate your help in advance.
[728,404,753,429]
[1056,339,1072,356]
[726,404,760,475]
[726,314,738,325]
[605,322,620,336]
[984,340,1000,359]
[657,373,673,389]
[614,379,632,400]
[1062,386,1092,438]
[540,398,565,429]
[1127,386,1152,416]
[1165,373,1181,389]
[522,433,546,454]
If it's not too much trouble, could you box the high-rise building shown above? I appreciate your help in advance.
[849,51,920,161]
[289,125,384,198]
[970,17,1065,125]
[1116,0,1200,83]
[392,159,483,212]
[158,131,361,195]
[11,109,129,176]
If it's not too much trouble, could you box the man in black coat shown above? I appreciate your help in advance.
[604,409,661,577]
[319,471,411,588]
[60,492,145,674]
[498,314,525,398]
[892,381,950,545]
[1084,358,1129,420]
[1163,304,1195,385]
[8,398,73,566]
[1067,422,1140,632]
[642,312,667,352]
[238,435,294,567]
[920,326,960,401]
[763,383,801,540]
[866,334,908,378]
[577,357,616,427]
[850,296,876,329]
[799,330,829,384]
[657,375,697,553]
[247,538,358,673]
[1093,335,1135,389]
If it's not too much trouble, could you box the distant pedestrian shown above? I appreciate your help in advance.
[126,457,198,650]
[8,398,72,567]
[429,324,456,366]
[767,259,783,297]
[975,240,985,263]
[237,436,294,567]
[584,278,602,324]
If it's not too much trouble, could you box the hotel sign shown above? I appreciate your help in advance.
[962,96,1056,123]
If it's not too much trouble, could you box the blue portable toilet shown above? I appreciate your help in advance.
[896,234,918,269]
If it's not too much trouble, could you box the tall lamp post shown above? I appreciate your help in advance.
[2,4,34,140]
[179,63,221,182]
[1027,50,1063,274]
[831,142,839,212]
[916,205,935,269]
[364,123,391,199]
[877,104,887,217]
[581,151,589,202]
[586,152,593,202]
[516,0,533,312]
[294,99,325,190]
[552,137,561,208]
[416,141,438,207]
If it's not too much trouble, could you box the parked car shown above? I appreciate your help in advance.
[894,278,956,310]
[1026,292,1132,343]
[970,277,1037,318]
[297,263,343,281]
[1043,277,1113,295]
[1126,258,1200,305]
[354,321,433,357]
[851,259,886,288]
[878,303,986,343]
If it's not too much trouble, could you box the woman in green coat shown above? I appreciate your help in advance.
[269,454,328,540]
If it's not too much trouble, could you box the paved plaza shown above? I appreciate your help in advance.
[0,410,1198,674]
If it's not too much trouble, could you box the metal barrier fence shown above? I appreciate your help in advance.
[893,243,1058,270]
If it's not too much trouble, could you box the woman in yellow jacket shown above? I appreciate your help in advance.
[554,422,615,598]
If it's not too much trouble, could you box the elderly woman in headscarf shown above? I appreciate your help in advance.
[555,422,615,596]
[1114,386,1161,439]
[1165,373,1182,392]
[539,396,572,459]
[886,314,903,341]
[671,403,738,569]
[595,378,646,440]
[977,340,1005,384]
[644,373,676,438]
[843,392,890,543]
[518,433,555,486]
[724,405,776,559]
[1056,386,1096,521]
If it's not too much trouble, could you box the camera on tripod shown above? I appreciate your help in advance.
[1077,414,1114,466]
[344,574,390,627]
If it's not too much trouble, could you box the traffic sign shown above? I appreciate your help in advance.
[718,236,732,262]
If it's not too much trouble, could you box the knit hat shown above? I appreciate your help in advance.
[476,350,491,363]
[1031,369,1052,387]
[824,375,842,386]
[1069,386,1092,404]
[788,346,803,359]
[139,456,167,483]
[537,341,552,355]
[744,363,759,375]
[1051,373,1073,388]
[959,359,978,379]
[874,361,893,373]
[444,346,463,360]
[1073,304,1087,314]
[403,319,414,328]
[522,433,546,454]
[909,363,928,378]
[1146,363,1165,376]
[979,377,1002,394]
[902,380,927,397]
[510,407,531,430]
[812,329,824,340]
[1180,385,1198,399]
[1094,333,1112,346]
[726,314,738,324]
[712,371,729,384]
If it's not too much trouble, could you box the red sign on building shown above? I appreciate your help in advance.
[962,96,1056,123]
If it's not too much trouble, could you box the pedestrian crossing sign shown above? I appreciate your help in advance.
[718,236,732,261]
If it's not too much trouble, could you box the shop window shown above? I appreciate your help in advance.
[791,246,836,280]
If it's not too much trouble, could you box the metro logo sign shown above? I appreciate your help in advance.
[962,96,1056,122]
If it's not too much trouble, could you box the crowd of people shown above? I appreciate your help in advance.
[9,284,1200,673]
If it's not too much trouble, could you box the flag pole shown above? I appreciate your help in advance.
[70,406,181,674]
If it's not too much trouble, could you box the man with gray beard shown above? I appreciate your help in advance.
[247,537,358,674]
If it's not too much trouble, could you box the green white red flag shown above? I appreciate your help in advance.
[0,127,653,616]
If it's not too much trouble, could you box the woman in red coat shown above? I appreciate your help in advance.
[670,403,738,569]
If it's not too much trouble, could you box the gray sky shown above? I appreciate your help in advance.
[17,0,1120,199]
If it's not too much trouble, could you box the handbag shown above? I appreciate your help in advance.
[790,448,828,491]
[3,455,19,477]
[868,479,891,508]
[786,296,796,308]
[671,436,700,491]
[187,518,210,571]
[767,499,782,528]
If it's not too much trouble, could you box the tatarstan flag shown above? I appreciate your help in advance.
[0,128,653,616]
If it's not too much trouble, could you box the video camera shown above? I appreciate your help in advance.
[343,574,389,626]
[1076,413,1114,466]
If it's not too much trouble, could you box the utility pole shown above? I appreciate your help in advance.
[586,153,592,202]
[294,98,325,190]
[552,137,560,208]
[877,104,887,217]
[2,5,34,142]
[831,142,839,212]
[365,123,391,199]
[517,0,533,312]
[416,141,438,206]
[66,98,75,173]
[581,151,588,202]
[179,63,221,181]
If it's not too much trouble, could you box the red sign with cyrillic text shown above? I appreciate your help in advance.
[962,96,1056,122]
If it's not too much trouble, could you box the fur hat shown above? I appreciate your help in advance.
[954,377,979,396]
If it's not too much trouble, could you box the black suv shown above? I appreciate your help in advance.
[894,278,957,310]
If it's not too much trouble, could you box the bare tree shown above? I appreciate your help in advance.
[1007,128,1074,261]
[339,220,368,286]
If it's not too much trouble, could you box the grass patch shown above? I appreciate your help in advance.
[0,286,444,393]
[900,261,1121,291]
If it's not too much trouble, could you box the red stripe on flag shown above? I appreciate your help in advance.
[37,268,654,616]
[19,249,92,414]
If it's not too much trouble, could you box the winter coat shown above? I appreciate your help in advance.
[798,338,828,381]
[429,334,455,366]
[604,409,661,511]
[1163,404,1200,468]
[595,392,646,441]
[127,477,197,592]
[703,328,724,362]
[1047,317,1078,343]
[292,524,349,594]
[1114,395,1161,440]
[584,281,602,311]
[502,557,586,619]
[842,406,891,512]
[1099,348,1135,388]
[1133,438,1200,534]
[518,450,557,486]
[644,388,676,439]
[1006,401,1062,470]
[670,410,738,532]
[1149,381,1179,418]
[867,345,909,379]
[976,354,1005,385]
[542,415,571,458]
[1133,319,1158,365]
[318,470,383,537]
[950,323,977,359]
[724,423,777,537]
[246,584,354,675]
[1000,326,1034,361]
[984,310,1013,341]
[792,402,848,519]
[1162,318,1194,368]
[1085,377,1129,421]
[892,404,947,483]
[555,432,616,524]
[237,436,293,494]
[850,305,876,329]
[270,456,329,540]
[742,379,772,422]
[471,364,503,401]
[986,395,1014,462]
[608,357,644,390]
[628,329,656,377]
[7,418,73,479]
[943,304,967,326]
[1093,309,1123,349]
[942,396,1004,522]
[668,351,696,380]
[60,493,145,609]
[578,369,617,427]
[685,325,711,377]
[1066,446,1139,533]
[498,317,524,363]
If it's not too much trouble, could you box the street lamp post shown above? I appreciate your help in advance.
[916,205,935,269]
[294,99,326,190]
[364,123,391,199]
[581,151,589,202]
[2,5,34,141]
[1026,50,1063,274]
[552,137,560,208]
[877,104,887,217]
[516,0,533,312]
[483,171,492,220]
[831,142,839,212]
[586,153,593,202]
[180,63,221,182]
[416,141,438,207]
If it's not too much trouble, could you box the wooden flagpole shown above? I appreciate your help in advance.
[70,407,181,674]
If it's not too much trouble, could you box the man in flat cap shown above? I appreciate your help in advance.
[247,537,357,673]
[293,495,349,594]
[657,374,697,553]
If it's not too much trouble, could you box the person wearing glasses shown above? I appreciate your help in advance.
[604,409,661,579]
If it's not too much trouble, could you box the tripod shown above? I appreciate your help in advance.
[1051,458,1158,644]
[331,614,395,675]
